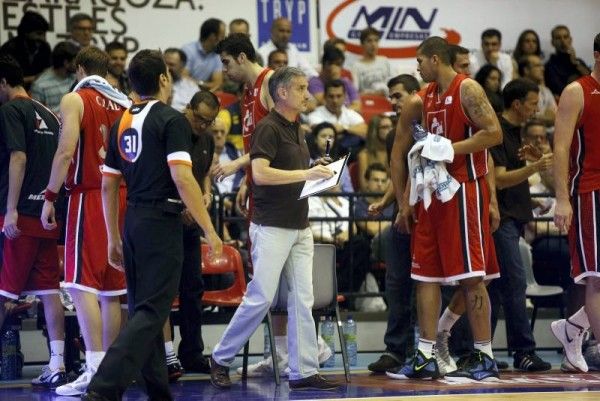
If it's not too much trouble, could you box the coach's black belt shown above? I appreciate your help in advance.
[127,198,184,214]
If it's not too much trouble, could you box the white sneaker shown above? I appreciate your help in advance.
[551,319,588,372]
[55,367,95,396]
[31,365,67,389]
[236,354,288,377]
[436,331,457,375]
[317,335,333,365]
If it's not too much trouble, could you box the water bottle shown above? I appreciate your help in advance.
[343,316,358,367]
[1,325,21,380]
[412,120,428,141]
[263,323,271,359]
[320,317,336,368]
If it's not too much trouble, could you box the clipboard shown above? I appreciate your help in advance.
[299,154,350,199]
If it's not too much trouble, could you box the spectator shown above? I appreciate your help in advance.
[229,18,249,36]
[545,25,591,97]
[0,11,51,89]
[350,27,393,95]
[475,64,504,114]
[267,49,288,70]
[182,18,226,91]
[323,38,354,81]
[354,162,393,239]
[67,13,95,48]
[513,29,544,64]
[258,17,318,77]
[356,114,393,191]
[307,80,367,153]
[308,46,360,112]
[519,55,557,127]
[448,44,471,75]
[164,47,200,112]
[30,41,78,113]
[469,28,515,89]
[105,41,130,95]
[212,110,244,197]
[306,122,354,193]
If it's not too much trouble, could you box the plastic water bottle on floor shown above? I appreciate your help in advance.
[1,324,21,380]
[320,317,336,368]
[343,315,358,367]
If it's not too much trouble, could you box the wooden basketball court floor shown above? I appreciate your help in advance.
[1,367,599,401]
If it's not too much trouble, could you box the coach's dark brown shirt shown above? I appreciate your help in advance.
[250,110,310,229]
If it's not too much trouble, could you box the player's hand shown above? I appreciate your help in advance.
[398,200,415,234]
[235,180,249,218]
[533,153,553,172]
[489,201,500,233]
[2,209,21,239]
[107,238,124,272]
[202,193,213,208]
[211,160,239,182]
[206,231,223,261]
[40,201,57,230]
[306,165,334,180]
[554,198,572,233]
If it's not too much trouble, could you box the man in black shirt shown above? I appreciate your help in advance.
[82,50,222,401]
[210,67,339,391]
[488,78,552,371]
[162,90,219,379]
[545,25,591,96]
[0,55,66,388]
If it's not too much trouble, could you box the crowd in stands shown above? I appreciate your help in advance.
[1,8,598,391]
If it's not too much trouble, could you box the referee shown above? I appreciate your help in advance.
[82,50,222,401]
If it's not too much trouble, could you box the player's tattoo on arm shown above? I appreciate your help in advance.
[462,81,496,124]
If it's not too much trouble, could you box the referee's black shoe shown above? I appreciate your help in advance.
[81,391,111,401]
[210,357,231,389]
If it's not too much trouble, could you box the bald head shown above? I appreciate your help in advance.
[271,18,292,49]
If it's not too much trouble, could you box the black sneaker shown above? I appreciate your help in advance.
[167,360,184,383]
[210,357,231,389]
[81,391,111,401]
[289,374,340,391]
[31,366,68,389]
[368,354,402,373]
[181,355,211,374]
[445,351,499,381]
[457,355,508,370]
[513,351,552,372]
[496,359,509,370]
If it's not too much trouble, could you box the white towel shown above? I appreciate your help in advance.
[421,133,454,162]
[408,136,460,210]
[73,75,132,109]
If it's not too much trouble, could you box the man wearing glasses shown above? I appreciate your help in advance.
[162,90,220,380]
[67,14,95,48]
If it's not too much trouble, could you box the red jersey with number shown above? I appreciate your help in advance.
[65,88,124,191]
[422,74,488,183]
[569,75,600,195]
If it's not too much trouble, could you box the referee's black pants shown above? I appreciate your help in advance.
[88,206,183,401]
[177,225,205,362]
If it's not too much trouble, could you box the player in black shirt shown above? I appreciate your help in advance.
[82,50,222,401]
[0,54,67,388]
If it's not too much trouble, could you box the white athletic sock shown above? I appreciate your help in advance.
[438,307,461,333]
[49,340,65,371]
[474,340,494,359]
[417,339,436,359]
[568,307,590,332]
[165,341,178,364]
[88,351,105,372]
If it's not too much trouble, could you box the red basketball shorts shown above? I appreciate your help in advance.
[569,190,600,283]
[63,188,127,295]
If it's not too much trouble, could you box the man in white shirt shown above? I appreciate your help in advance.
[307,80,367,148]
[258,17,317,78]
[164,48,200,112]
[469,29,515,89]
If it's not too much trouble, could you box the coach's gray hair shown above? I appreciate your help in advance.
[268,66,305,103]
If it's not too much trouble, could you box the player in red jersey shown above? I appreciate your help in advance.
[389,36,502,381]
[551,32,600,373]
[211,33,273,218]
[40,47,131,396]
